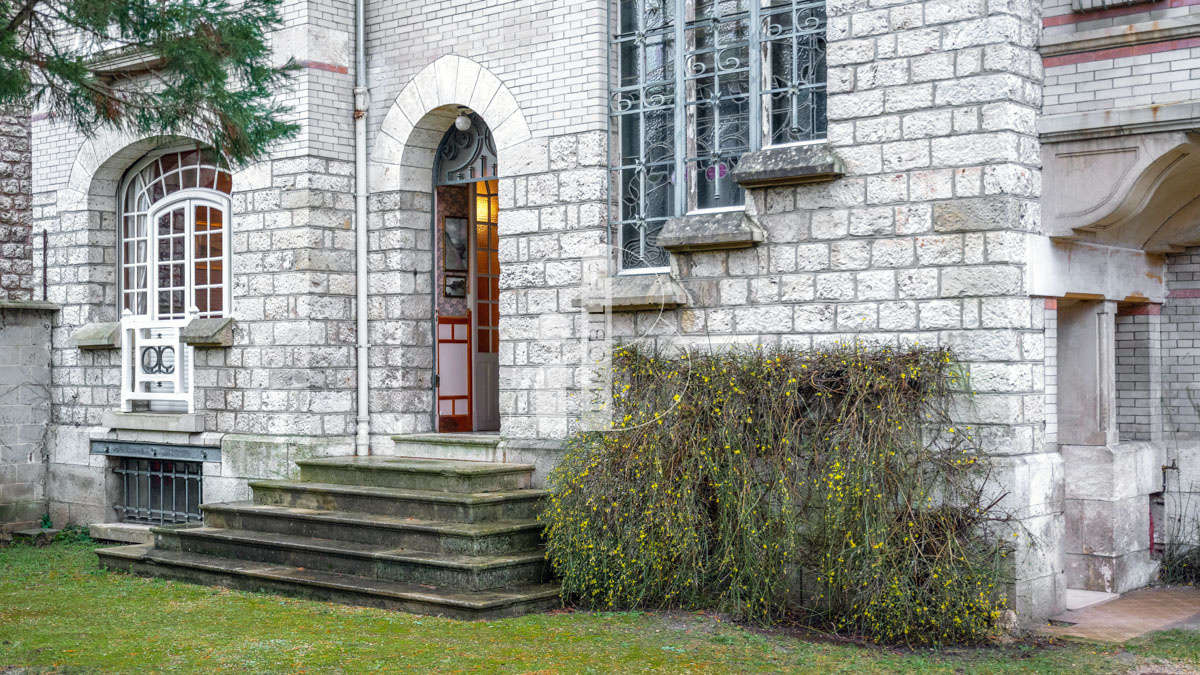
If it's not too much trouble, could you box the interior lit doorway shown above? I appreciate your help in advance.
[433,111,500,433]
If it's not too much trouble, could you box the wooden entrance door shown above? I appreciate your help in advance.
[434,180,500,432]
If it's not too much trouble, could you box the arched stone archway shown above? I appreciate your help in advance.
[62,130,204,213]
[370,55,531,194]
[365,55,536,443]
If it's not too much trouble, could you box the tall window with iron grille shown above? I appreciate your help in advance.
[610,0,827,270]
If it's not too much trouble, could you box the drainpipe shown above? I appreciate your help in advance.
[353,0,370,456]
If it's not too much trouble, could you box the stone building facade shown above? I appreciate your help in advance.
[0,104,32,302]
[0,102,52,534]
[2,0,1199,621]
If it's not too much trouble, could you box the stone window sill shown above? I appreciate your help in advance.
[1070,0,1150,13]
[72,317,234,350]
[102,411,205,434]
[1042,15,1200,58]
[181,317,234,347]
[659,210,765,253]
[582,273,691,313]
[88,45,163,75]
[732,142,844,188]
[71,321,120,350]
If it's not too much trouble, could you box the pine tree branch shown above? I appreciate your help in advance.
[6,0,44,34]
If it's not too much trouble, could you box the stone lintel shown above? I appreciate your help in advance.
[1027,237,1166,304]
[71,321,120,350]
[732,142,844,188]
[90,439,220,462]
[583,273,691,313]
[180,317,234,347]
[102,411,204,434]
[658,210,765,252]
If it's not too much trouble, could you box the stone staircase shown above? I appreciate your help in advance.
[96,454,560,619]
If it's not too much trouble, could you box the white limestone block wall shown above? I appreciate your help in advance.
[603,0,1058,618]
[31,0,363,523]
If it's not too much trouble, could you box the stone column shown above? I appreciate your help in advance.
[1059,299,1161,593]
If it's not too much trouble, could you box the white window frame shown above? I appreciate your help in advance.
[116,148,232,412]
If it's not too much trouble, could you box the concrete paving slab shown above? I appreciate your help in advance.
[1046,587,1200,643]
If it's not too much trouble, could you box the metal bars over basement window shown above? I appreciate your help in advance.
[611,0,827,269]
[114,457,203,524]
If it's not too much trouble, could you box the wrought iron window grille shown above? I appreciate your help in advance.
[113,457,203,525]
[611,0,827,269]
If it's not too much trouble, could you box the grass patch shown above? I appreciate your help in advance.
[1,541,1198,672]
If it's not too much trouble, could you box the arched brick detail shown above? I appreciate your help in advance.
[371,55,532,193]
[62,130,201,212]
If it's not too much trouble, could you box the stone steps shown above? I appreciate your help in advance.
[391,433,503,462]
[97,544,560,620]
[297,457,533,493]
[155,527,549,591]
[201,502,543,556]
[249,480,547,523]
[97,450,559,619]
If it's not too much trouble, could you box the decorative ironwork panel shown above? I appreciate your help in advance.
[121,315,193,412]
[685,0,752,212]
[435,112,498,186]
[610,0,827,269]
[612,0,677,270]
[762,0,827,145]
[113,457,203,525]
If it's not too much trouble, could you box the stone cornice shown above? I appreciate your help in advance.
[1039,101,1200,142]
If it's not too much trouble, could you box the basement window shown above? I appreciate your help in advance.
[114,458,203,524]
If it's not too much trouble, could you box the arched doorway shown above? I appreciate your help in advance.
[433,111,500,432]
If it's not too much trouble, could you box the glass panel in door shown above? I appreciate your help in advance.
[155,205,188,320]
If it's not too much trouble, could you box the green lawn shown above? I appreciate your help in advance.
[0,539,1196,673]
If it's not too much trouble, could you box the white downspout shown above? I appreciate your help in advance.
[353,0,370,456]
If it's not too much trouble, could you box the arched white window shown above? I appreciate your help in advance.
[119,149,233,319]
[117,148,232,413]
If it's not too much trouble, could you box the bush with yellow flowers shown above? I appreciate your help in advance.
[541,343,1013,646]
